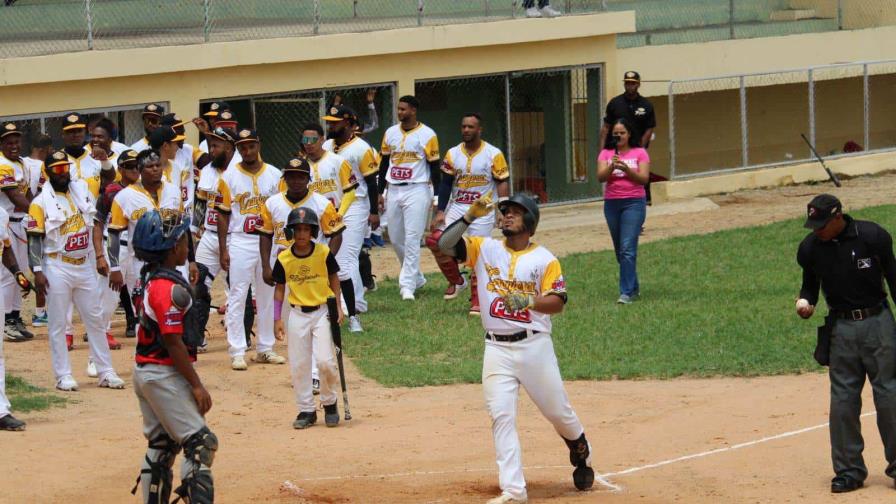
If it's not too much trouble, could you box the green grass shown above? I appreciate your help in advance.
[352,204,896,387]
[5,374,67,413]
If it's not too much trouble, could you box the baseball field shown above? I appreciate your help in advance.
[4,172,896,503]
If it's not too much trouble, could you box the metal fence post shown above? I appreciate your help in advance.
[863,63,870,150]
[203,0,211,42]
[313,0,321,34]
[728,0,735,39]
[511,0,517,19]
[565,0,571,13]
[484,0,490,17]
[739,75,748,168]
[505,74,514,195]
[808,68,816,152]
[668,82,676,179]
[353,0,359,18]
[417,0,423,26]
[837,0,843,30]
[85,0,94,50]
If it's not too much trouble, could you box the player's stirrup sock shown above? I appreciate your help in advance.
[340,279,357,317]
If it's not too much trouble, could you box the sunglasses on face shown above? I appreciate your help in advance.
[301,136,320,145]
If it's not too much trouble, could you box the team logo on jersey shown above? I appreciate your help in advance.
[163,306,184,327]
[456,174,488,189]
[59,213,86,236]
[489,298,532,323]
[234,193,267,215]
[551,275,567,293]
[635,107,646,116]
[309,179,338,195]
[288,264,321,285]
[858,258,872,269]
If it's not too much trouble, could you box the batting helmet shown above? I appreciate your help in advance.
[498,193,540,235]
[284,206,319,240]
[133,210,189,255]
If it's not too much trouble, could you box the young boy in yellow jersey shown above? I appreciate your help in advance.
[272,206,344,429]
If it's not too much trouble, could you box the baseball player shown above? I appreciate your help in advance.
[129,104,165,152]
[273,206,344,429]
[214,129,284,370]
[150,125,194,210]
[23,133,51,328]
[438,192,594,504]
[429,113,509,314]
[323,105,380,326]
[129,210,217,504]
[162,113,208,197]
[0,205,31,431]
[194,106,242,169]
[300,123,362,330]
[27,151,126,391]
[377,95,441,301]
[0,122,34,342]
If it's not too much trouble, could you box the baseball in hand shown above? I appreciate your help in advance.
[796,299,810,310]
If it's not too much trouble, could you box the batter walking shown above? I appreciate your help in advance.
[439,192,594,503]
[796,194,896,493]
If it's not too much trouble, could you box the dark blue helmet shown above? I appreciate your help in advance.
[132,210,188,254]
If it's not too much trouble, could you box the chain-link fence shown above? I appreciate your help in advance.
[416,65,602,205]
[667,60,896,179]
[201,84,394,170]
[0,103,155,154]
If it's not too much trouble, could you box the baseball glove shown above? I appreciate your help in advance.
[503,291,534,312]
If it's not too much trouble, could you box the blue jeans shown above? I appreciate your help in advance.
[603,197,647,297]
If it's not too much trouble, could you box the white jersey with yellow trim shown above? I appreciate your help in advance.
[443,141,509,227]
[215,162,282,238]
[0,154,29,218]
[22,157,44,196]
[161,158,194,209]
[74,150,119,185]
[129,137,150,153]
[464,237,566,334]
[195,163,227,234]
[306,151,355,210]
[323,136,379,200]
[111,141,130,155]
[380,123,439,185]
[108,181,183,254]
[26,181,96,260]
[259,191,344,252]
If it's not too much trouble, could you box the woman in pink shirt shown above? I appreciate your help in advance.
[597,119,651,304]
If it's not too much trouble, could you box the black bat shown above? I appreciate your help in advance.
[801,133,842,187]
[326,297,352,421]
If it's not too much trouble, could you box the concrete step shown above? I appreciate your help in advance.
[770,9,818,21]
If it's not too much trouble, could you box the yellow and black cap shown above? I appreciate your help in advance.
[203,101,231,118]
[234,128,258,145]
[215,110,237,128]
[282,156,311,175]
[623,71,641,83]
[208,127,237,144]
[62,112,87,131]
[160,113,185,129]
[142,103,165,118]
[149,125,186,150]
[117,149,139,167]
[323,104,357,123]
[1,122,22,138]
[44,150,71,170]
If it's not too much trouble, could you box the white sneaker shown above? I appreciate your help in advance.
[86,358,97,378]
[231,356,248,370]
[525,6,541,17]
[400,289,415,301]
[486,494,528,504]
[98,372,126,389]
[56,375,79,392]
[253,350,286,364]
[348,315,363,333]
[540,5,561,17]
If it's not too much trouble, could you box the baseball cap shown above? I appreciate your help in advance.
[44,150,71,170]
[160,113,185,128]
[1,122,22,138]
[203,101,231,118]
[142,103,165,118]
[214,110,237,128]
[323,104,357,123]
[282,156,311,175]
[623,71,641,83]
[62,112,87,131]
[207,127,237,144]
[149,125,185,150]
[804,194,842,230]
[234,128,259,145]
[118,149,139,167]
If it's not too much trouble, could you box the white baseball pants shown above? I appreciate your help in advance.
[336,199,369,313]
[100,241,136,332]
[483,332,585,501]
[385,183,431,293]
[196,231,223,288]
[0,287,8,418]
[46,258,116,381]
[287,305,338,412]
[0,220,27,314]
[226,236,274,358]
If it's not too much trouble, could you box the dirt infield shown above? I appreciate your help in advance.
[4,173,896,503]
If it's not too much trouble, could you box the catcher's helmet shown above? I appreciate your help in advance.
[133,210,188,254]
[498,193,540,235]
[284,206,319,240]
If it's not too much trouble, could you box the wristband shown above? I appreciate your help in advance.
[31,266,42,273]
[274,299,283,321]
[109,266,121,272]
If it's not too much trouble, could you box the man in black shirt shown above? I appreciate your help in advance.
[599,71,656,150]
[796,194,896,493]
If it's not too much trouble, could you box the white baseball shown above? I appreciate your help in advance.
[796,299,810,310]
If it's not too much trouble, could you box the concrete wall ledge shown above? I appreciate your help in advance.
[652,151,896,203]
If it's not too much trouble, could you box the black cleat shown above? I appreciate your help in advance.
[293,411,317,429]
[831,475,863,493]
[324,403,339,427]
[0,414,26,431]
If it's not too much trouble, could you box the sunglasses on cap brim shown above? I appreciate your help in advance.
[48,163,71,175]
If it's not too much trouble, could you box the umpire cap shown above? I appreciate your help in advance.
[498,193,540,235]
[284,206,319,240]
[804,194,842,230]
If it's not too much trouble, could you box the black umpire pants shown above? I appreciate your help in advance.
[829,308,896,481]
[523,0,549,8]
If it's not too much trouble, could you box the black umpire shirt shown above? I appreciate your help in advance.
[797,215,896,311]
[603,93,656,148]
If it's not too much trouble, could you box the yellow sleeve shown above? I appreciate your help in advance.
[216,178,232,212]
[441,150,455,175]
[380,135,391,156]
[541,258,567,299]
[359,148,379,177]
[278,178,287,193]
[2,238,9,247]
[339,160,357,192]
[108,198,128,230]
[192,146,203,165]
[464,236,484,268]
[26,202,45,234]
[424,134,440,162]
[258,201,274,234]
[321,202,345,237]
[195,189,208,202]
[337,190,356,216]
[0,164,18,189]
[85,178,100,199]
[492,152,510,181]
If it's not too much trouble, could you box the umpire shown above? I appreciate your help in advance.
[796,194,896,493]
